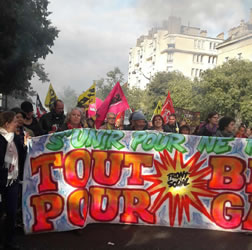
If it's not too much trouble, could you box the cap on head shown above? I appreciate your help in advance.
[21,101,33,113]
[132,111,146,121]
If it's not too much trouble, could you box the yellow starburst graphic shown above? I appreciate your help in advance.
[143,150,217,226]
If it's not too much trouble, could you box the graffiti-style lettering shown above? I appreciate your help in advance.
[71,129,89,148]
[31,193,64,232]
[167,171,190,188]
[124,153,153,185]
[246,160,252,193]
[30,152,63,193]
[63,149,91,188]
[245,139,252,156]
[197,137,234,154]
[166,134,187,153]
[242,195,252,230]
[211,193,243,229]
[131,131,147,151]
[92,151,124,185]
[120,189,155,224]
[131,132,186,153]
[89,187,121,221]
[106,130,125,150]
[46,131,72,151]
[208,156,246,190]
[67,189,89,227]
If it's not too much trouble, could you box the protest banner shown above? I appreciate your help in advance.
[23,130,252,234]
[174,107,201,129]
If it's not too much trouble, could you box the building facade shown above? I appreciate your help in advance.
[128,16,223,88]
[217,9,252,64]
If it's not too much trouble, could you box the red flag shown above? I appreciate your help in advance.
[115,111,125,128]
[36,94,47,118]
[95,82,130,128]
[160,92,175,123]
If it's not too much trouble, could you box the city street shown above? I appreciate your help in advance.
[16,223,252,250]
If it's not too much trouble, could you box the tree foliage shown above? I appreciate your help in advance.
[0,0,59,95]
[144,71,196,117]
[197,59,252,125]
[96,67,125,100]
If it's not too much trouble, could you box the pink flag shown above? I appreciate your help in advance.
[95,82,130,128]
[160,92,175,124]
[88,98,103,118]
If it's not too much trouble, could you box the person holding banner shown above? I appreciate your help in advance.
[131,111,148,131]
[215,116,235,138]
[59,107,84,131]
[197,111,219,137]
[0,111,25,249]
[99,112,117,130]
[21,101,45,136]
[164,114,179,133]
[39,100,65,134]
[151,114,169,132]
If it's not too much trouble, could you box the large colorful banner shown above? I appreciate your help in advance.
[23,129,252,234]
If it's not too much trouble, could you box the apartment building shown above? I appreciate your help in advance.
[217,9,252,64]
[128,16,224,88]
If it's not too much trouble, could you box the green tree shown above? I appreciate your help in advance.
[196,59,252,126]
[126,86,146,112]
[0,0,59,95]
[144,71,196,117]
[96,67,125,100]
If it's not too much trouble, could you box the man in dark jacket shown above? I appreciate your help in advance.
[164,114,179,133]
[39,100,65,134]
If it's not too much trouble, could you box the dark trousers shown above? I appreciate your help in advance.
[0,181,19,244]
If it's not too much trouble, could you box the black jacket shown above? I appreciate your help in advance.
[39,111,65,134]
[0,134,26,190]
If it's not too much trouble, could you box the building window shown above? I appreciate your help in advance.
[199,69,203,76]
[191,68,195,77]
[209,42,212,50]
[238,53,242,59]
[201,41,205,50]
[208,56,212,63]
[201,55,204,63]
[194,40,198,48]
[168,43,175,48]
[195,69,199,77]
[193,54,197,62]
[167,53,173,62]
[197,40,201,49]
[225,57,229,62]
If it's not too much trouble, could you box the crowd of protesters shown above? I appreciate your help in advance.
[0,99,251,249]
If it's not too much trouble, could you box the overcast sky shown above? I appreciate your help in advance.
[31,0,251,101]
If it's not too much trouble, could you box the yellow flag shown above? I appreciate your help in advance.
[44,83,58,108]
[153,100,162,116]
[77,83,96,109]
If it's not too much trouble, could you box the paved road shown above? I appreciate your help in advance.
[16,223,252,250]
